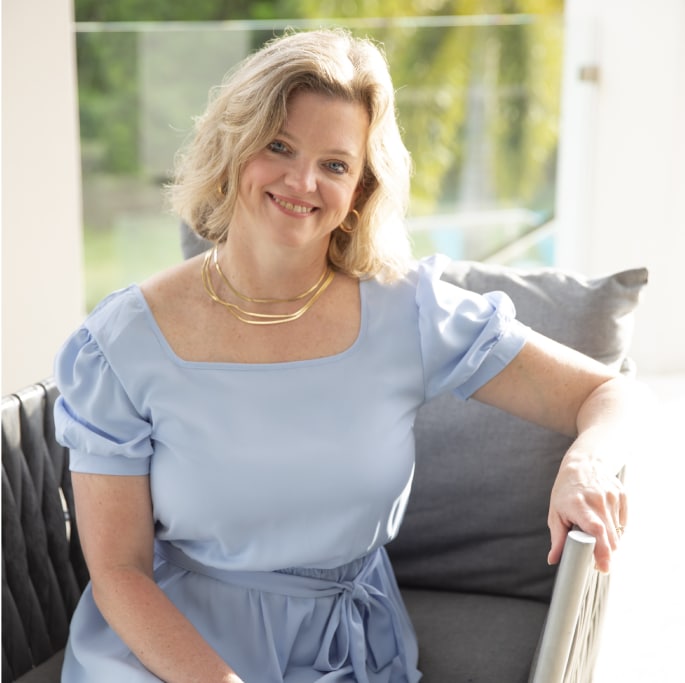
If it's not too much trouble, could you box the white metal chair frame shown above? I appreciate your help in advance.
[529,529,611,683]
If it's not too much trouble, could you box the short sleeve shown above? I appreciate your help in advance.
[54,326,153,475]
[416,255,530,401]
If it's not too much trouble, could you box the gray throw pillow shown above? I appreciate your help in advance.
[387,261,648,602]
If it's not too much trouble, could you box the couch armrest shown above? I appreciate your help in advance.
[529,529,610,683]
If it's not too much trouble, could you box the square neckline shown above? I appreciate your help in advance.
[128,281,369,370]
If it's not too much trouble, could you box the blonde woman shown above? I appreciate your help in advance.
[55,28,638,683]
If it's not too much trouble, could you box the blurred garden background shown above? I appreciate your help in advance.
[74,0,564,309]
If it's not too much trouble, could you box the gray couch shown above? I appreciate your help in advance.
[1,257,647,682]
[387,259,647,681]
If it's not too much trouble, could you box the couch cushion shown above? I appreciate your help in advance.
[401,587,548,683]
[387,262,648,602]
[14,651,64,683]
[441,261,648,368]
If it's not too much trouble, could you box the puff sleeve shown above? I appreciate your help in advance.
[416,255,530,401]
[54,326,153,475]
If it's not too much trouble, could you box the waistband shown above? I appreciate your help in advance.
[155,540,380,597]
[154,540,418,683]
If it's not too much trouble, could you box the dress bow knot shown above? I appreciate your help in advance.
[314,571,404,682]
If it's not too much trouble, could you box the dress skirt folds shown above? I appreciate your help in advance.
[61,545,421,683]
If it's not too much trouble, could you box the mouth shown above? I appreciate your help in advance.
[268,193,317,215]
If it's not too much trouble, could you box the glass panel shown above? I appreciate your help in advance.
[75,15,563,310]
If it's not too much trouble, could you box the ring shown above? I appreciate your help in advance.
[615,524,625,535]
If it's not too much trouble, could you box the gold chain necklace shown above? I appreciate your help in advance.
[201,250,335,325]
[211,246,328,304]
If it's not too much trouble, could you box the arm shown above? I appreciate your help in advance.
[472,330,649,573]
[73,473,244,683]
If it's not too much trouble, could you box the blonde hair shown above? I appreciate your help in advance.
[168,28,412,281]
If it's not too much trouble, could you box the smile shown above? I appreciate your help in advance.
[269,193,317,214]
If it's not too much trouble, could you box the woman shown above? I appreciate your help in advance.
[55,28,640,683]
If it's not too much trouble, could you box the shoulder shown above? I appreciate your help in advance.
[365,254,459,307]
[85,284,146,338]
[69,257,207,367]
[137,252,218,361]
[55,284,151,382]
[139,251,208,314]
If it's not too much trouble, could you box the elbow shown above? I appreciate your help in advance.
[88,563,154,617]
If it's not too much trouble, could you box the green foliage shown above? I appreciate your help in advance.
[74,0,564,305]
[491,18,563,205]
[75,0,255,22]
[77,32,139,173]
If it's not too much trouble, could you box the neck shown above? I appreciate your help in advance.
[217,232,331,301]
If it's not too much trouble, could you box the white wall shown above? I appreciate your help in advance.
[2,0,85,394]
[556,0,685,373]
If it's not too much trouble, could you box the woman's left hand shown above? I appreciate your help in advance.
[547,448,627,574]
[472,332,649,575]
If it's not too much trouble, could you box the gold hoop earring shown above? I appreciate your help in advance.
[339,209,360,234]
[217,182,225,197]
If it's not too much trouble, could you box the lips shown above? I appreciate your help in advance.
[268,193,317,214]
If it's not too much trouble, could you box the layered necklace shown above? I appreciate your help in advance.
[201,246,335,325]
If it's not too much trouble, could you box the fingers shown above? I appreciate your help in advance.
[615,484,629,536]
[606,478,628,552]
[589,516,613,574]
[584,481,626,573]
[548,473,627,574]
[547,514,567,566]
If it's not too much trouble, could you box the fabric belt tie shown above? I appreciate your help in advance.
[314,567,403,681]
[155,541,409,682]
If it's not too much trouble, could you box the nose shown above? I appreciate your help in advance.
[285,159,317,194]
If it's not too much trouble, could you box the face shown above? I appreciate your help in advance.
[233,90,369,255]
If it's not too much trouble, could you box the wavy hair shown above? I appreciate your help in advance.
[168,28,413,281]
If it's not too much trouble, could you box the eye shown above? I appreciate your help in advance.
[325,160,349,175]
[267,140,289,154]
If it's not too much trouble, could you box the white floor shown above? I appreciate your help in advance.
[593,372,685,682]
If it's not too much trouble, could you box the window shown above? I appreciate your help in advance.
[75,9,563,309]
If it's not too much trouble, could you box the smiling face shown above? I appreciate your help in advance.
[232,90,369,257]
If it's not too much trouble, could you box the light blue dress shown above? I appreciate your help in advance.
[54,255,529,683]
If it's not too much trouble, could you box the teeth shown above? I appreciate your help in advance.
[272,195,313,214]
